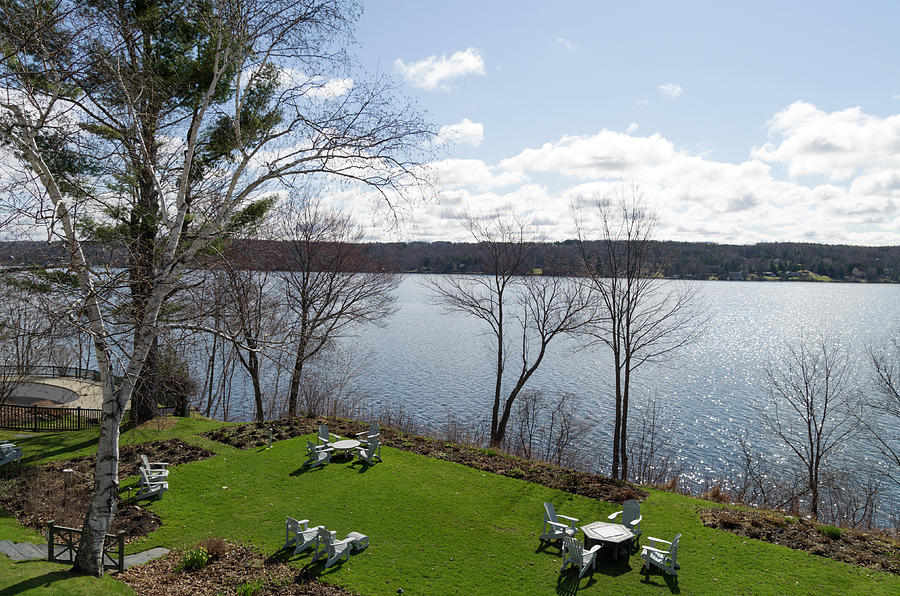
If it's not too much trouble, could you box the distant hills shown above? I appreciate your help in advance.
[2,239,899,282]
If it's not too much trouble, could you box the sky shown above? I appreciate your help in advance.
[346,0,900,245]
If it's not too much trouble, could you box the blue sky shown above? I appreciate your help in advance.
[343,1,900,244]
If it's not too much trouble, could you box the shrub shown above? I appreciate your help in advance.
[175,546,210,572]
[505,468,525,479]
[197,537,227,561]
[819,525,842,540]
[718,513,741,529]
[609,487,644,502]
[702,484,730,503]
[664,476,680,493]
[237,579,266,596]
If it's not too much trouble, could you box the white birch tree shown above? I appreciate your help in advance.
[0,0,429,575]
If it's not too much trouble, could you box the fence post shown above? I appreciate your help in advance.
[77,407,82,431]
[47,520,55,562]
[117,530,125,573]
[32,405,37,432]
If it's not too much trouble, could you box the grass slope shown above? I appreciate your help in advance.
[2,420,899,595]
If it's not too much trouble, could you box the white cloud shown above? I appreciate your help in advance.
[314,102,900,245]
[394,48,485,91]
[435,118,484,147]
[659,83,684,98]
[626,122,639,134]
[279,68,353,99]
[499,131,676,178]
[432,158,527,190]
[556,37,575,49]
[751,101,900,181]
[306,77,354,99]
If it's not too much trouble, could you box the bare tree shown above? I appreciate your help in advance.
[0,0,429,575]
[858,336,900,487]
[279,198,399,418]
[0,281,50,403]
[427,214,595,448]
[575,187,706,480]
[626,398,676,486]
[216,264,284,422]
[762,337,857,519]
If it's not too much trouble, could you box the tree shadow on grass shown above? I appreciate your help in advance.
[0,566,90,596]
[21,437,98,465]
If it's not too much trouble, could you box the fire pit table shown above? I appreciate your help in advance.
[580,521,635,561]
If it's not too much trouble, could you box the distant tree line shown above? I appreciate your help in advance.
[2,239,899,282]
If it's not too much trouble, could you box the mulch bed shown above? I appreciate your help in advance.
[0,439,213,543]
[117,540,357,595]
[699,507,900,575]
[203,417,647,504]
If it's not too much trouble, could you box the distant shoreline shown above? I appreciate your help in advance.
[1,239,899,283]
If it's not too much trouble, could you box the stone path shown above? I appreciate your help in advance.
[0,539,168,570]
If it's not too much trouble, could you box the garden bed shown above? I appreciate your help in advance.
[118,540,356,595]
[203,418,647,504]
[0,439,213,542]
[699,507,900,574]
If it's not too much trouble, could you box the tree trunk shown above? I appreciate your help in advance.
[127,121,161,426]
[204,336,217,417]
[489,338,505,448]
[247,339,264,422]
[612,351,623,479]
[287,331,309,418]
[131,337,158,424]
[73,380,123,574]
[620,361,631,481]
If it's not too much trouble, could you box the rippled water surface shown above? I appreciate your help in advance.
[351,276,900,500]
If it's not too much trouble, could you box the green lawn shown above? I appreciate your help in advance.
[2,420,898,595]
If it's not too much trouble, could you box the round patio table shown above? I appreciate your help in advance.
[330,439,360,459]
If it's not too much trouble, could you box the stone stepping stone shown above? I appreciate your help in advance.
[122,547,169,570]
[0,541,44,561]
[0,540,17,559]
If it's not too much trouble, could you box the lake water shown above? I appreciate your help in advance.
[348,276,899,509]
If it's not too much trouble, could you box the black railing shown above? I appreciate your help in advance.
[47,520,124,573]
[0,403,102,431]
[0,365,102,382]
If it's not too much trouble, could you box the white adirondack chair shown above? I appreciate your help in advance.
[284,517,322,554]
[540,502,578,543]
[139,466,169,486]
[317,424,341,449]
[355,422,379,447]
[312,527,369,568]
[641,533,681,576]
[304,441,333,468]
[560,536,602,579]
[135,478,168,500]
[608,499,642,538]
[354,436,382,465]
[0,443,22,467]
[140,454,169,480]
